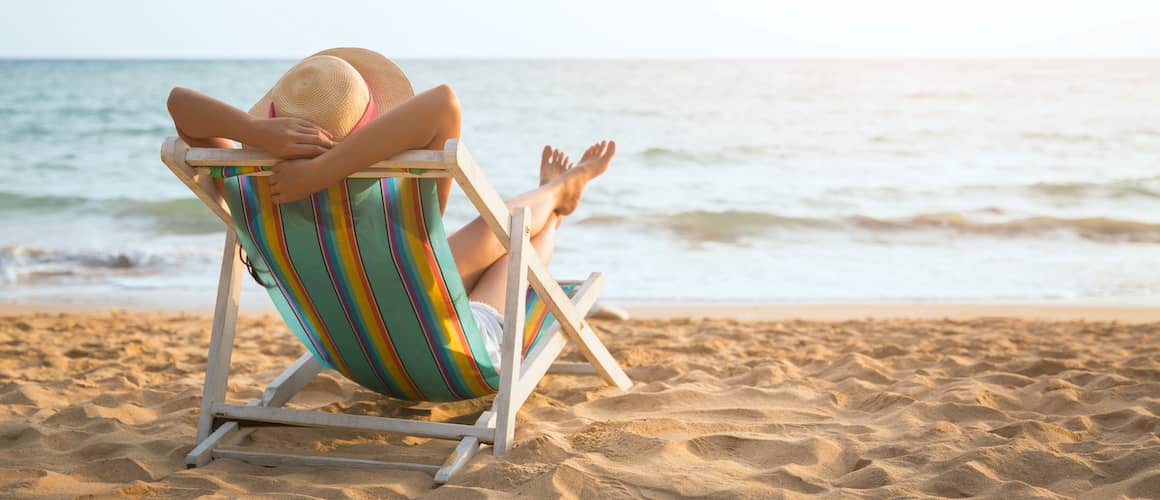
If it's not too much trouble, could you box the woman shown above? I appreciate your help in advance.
[166,48,615,366]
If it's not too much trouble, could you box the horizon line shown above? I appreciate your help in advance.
[3,55,1160,62]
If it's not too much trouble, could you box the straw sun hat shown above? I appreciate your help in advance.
[248,48,414,140]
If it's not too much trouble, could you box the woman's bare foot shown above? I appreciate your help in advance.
[551,140,616,216]
[539,146,573,227]
[540,145,572,186]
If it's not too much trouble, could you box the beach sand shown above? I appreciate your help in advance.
[2,308,1160,498]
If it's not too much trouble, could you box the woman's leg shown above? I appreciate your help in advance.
[450,183,564,292]
[450,140,615,293]
[467,213,559,314]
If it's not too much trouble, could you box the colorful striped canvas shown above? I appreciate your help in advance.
[211,166,268,178]
[221,174,572,402]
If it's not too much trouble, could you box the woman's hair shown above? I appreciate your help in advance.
[239,245,275,288]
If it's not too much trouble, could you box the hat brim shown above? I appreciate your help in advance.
[247,47,415,120]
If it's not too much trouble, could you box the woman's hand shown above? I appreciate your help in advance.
[268,157,342,204]
[246,117,335,159]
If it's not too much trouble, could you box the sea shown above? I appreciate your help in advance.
[2,59,1160,309]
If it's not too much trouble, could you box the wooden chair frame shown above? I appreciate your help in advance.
[159,137,632,483]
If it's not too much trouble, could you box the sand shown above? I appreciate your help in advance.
[2,309,1160,498]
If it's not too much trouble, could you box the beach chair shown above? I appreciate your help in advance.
[159,137,632,483]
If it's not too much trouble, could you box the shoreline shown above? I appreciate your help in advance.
[626,301,1160,322]
[5,298,1160,322]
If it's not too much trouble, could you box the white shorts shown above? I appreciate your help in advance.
[469,301,504,369]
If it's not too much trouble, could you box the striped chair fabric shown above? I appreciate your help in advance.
[222,174,570,402]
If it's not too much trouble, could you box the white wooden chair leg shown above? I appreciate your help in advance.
[187,421,238,467]
[527,265,632,390]
[547,362,597,374]
[493,207,531,456]
[435,411,495,484]
[571,321,633,390]
[213,450,441,473]
[195,231,243,443]
[160,137,233,225]
[510,273,606,410]
[188,354,321,467]
[262,352,323,407]
[186,399,259,467]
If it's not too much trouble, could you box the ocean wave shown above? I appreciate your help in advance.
[903,91,977,100]
[115,199,222,235]
[0,191,221,235]
[1,122,54,139]
[1028,180,1160,200]
[0,245,216,286]
[78,124,173,138]
[581,210,832,242]
[576,214,629,226]
[579,209,1160,244]
[824,178,1160,202]
[658,210,830,242]
[0,192,90,210]
[1019,131,1101,143]
[638,144,778,165]
[847,213,1160,242]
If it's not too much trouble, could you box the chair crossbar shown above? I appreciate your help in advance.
[193,168,453,179]
[184,146,451,168]
[547,362,598,374]
[211,404,497,442]
[262,353,323,408]
[435,411,495,484]
[212,449,442,474]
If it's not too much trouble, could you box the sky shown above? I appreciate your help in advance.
[2,0,1159,59]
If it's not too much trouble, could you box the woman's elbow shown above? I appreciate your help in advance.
[432,84,460,114]
[167,87,192,115]
[430,84,461,131]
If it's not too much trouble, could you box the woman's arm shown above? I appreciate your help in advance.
[267,84,461,206]
[166,87,334,157]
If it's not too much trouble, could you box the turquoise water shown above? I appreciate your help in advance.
[3,59,1160,306]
